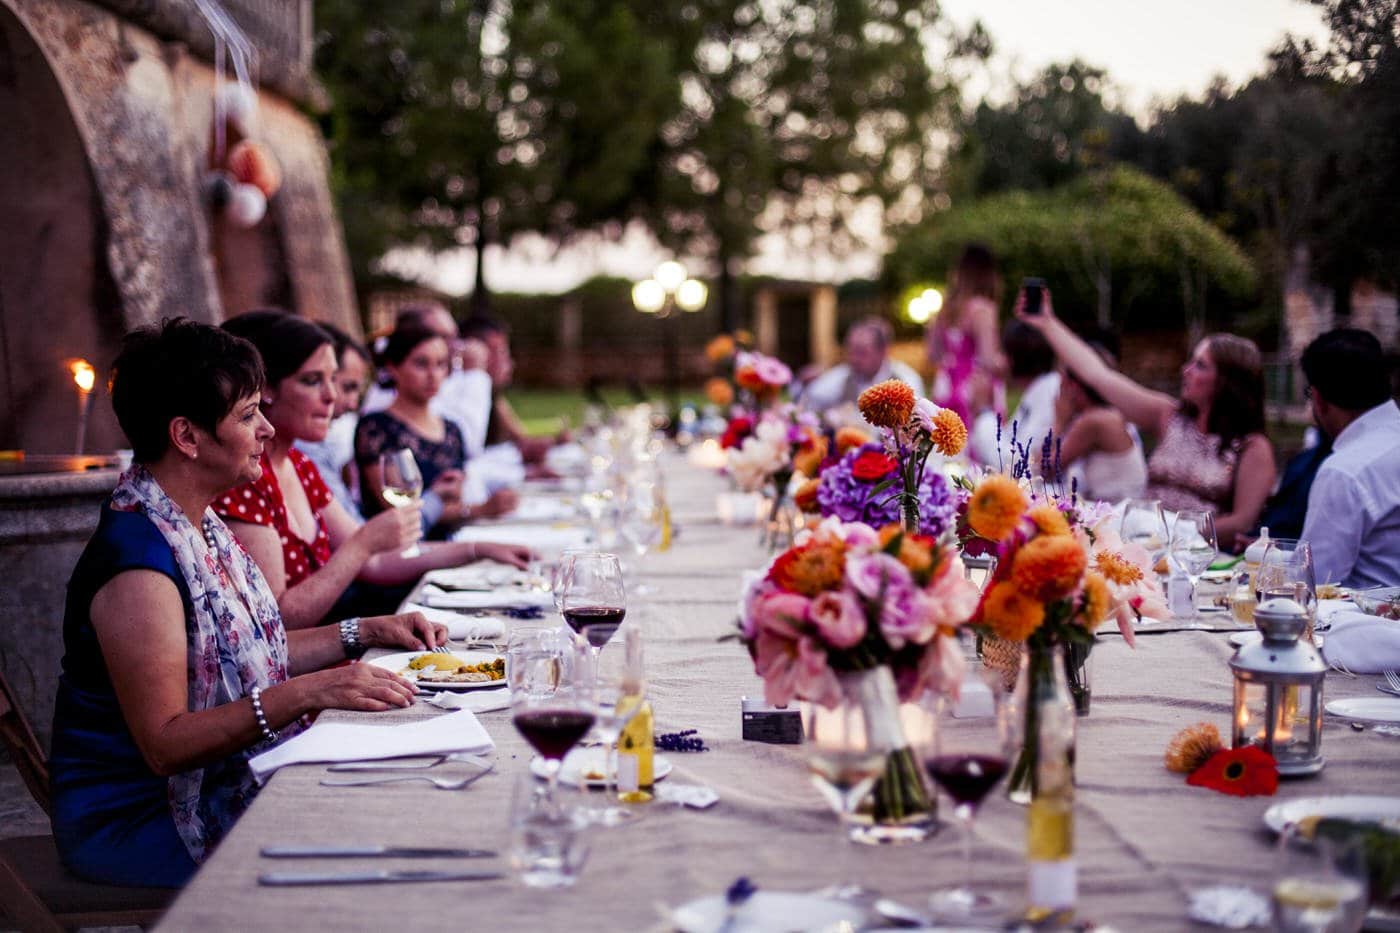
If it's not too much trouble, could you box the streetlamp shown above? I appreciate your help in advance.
[631,261,709,425]
[906,287,943,325]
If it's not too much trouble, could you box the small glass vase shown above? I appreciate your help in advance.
[760,470,797,551]
[840,666,938,845]
[1005,642,1077,805]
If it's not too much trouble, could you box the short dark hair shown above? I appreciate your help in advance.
[461,313,508,341]
[376,323,445,368]
[846,315,893,349]
[320,321,371,367]
[1002,320,1055,380]
[1302,328,1389,411]
[221,309,333,386]
[110,318,264,463]
[395,303,452,330]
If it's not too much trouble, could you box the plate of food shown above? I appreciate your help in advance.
[369,650,505,691]
[1263,796,1400,837]
[530,746,674,786]
[1353,586,1400,620]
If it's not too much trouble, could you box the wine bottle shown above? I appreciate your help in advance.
[1026,654,1077,921]
[655,486,673,553]
[615,627,654,803]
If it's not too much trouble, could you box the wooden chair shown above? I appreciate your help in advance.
[0,667,176,931]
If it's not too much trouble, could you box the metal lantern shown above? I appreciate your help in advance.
[1229,597,1326,776]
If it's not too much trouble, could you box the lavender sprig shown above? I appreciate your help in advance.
[656,729,709,752]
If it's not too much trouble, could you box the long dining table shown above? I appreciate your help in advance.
[155,454,1400,932]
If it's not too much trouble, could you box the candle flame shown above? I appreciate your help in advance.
[70,359,96,393]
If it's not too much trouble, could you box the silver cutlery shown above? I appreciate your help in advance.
[1384,669,1400,692]
[258,869,502,886]
[326,752,493,773]
[261,845,495,859]
[319,766,494,791]
[1378,683,1400,698]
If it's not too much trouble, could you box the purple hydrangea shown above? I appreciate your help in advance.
[815,444,963,538]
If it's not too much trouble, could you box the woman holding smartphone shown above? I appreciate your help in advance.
[1017,286,1276,547]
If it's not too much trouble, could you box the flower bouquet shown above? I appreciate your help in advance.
[852,379,969,532]
[737,518,981,839]
[726,406,825,549]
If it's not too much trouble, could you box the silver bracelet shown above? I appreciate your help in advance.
[339,617,366,658]
[249,685,279,744]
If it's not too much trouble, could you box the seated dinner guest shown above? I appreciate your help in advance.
[219,311,528,629]
[801,316,925,415]
[1020,288,1275,547]
[1299,328,1400,587]
[294,322,371,517]
[969,320,1058,468]
[50,319,443,888]
[357,321,518,533]
[467,313,570,469]
[1054,362,1147,503]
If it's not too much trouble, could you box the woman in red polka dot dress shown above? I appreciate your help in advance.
[216,312,531,629]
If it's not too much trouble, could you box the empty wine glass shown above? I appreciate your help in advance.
[510,630,593,803]
[1121,499,1169,570]
[560,552,627,657]
[923,669,1014,921]
[1170,510,1217,622]
[618,478,662,596]
[802,695,885,845]
[378,449,424,558]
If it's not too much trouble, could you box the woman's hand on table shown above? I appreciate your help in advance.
[471,542,534,569]
[355,501,422,555]
[297,663,416,712]
[359,611,447,651]
[471,488,519,520]
[429,469,465,503]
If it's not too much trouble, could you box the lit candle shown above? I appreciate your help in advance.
[70,359,95,455]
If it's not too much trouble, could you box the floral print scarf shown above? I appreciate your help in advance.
[109,465,301,862]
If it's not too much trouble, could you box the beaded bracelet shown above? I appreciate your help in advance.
[249,685,279,744]
[339,617,366,659]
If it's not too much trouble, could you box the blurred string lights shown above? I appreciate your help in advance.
[905,286,943,324]
[631,261,708,318]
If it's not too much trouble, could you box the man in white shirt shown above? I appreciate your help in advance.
[799,316,925,415]
[1299,328,1400,588]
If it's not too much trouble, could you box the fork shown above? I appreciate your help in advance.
[1384,669,1400,692]
[319,765,494,791]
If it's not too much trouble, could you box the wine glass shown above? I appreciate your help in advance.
[1257,539,1318,636]
[510,630,594,803]
[378,449,424,558]
[802,696,885,846]
[618,477,662,596]
[1121,499,1169,570]
[1271,825,1368,933]
[923,670,1014,921]
[1170,510,1217,622]
[560,552,627,657]
[575,632,646,828]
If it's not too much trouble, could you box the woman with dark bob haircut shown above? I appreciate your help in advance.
[1018,289,1277,548]
[49,319,444,888]
[217,310,529,628]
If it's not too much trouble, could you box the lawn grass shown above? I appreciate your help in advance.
[506,388,704,435]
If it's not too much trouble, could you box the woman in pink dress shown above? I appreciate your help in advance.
[1019,289,1277,548]
[926,244,1007,426]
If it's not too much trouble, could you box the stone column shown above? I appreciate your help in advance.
[810,285,839,367]
[755,287,778,356]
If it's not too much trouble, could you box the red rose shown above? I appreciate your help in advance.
[850,450,898,482]
[720,416,754,450]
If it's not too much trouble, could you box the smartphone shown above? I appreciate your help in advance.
[1022,277,1045,315]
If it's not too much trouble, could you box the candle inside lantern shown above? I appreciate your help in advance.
[70,358,95,455]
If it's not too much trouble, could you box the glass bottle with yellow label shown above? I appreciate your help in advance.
[615,627,654,803]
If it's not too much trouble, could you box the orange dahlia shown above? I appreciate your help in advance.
[981,581,1045,642]
[1095,550,1144,585]
[769,540,847,597]
[878,525,935,581]
[793,477,821,513]
[735,365,765,392]
[704,377,734,407]
[705,334,736,363]
[1164,722,1224,774]
[792,433,828,477]
[834,426,872,454]
[967,474,1029,542]
[857,379,916,429]
[928,407,968,456]
[1027,503,1071,537]
[1011,535,1087,602]
[1080,571,1111,630]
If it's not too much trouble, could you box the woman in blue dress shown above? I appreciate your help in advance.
[50,319,447,887]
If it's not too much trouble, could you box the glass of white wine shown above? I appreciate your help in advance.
[1170,509,1217,623]
[379,448,424,558]
[802,695,885,846]
[1271,826,1368,933]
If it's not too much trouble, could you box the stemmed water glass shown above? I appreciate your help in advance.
[559,552,627,657]
[618,475,663,596]
[802,696,886,846]
[1257,539,1318,634]
[378,449,424,558]
[510,630,594,803]
[1170,510,1217,622]
[1121,498,1169,570]
[923,670,1014,921]
[575,633,646,827]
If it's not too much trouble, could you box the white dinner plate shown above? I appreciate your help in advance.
[368,650,504,692]
[1228,631,1324,650]
[671,891,866,933]
[1262,795,1400,836]
[529,746,673,786]
[1326,697,1400,725]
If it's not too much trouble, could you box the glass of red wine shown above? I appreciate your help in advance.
[924,666,1013,921]
[559,552,627,658]
[510,629,594,802]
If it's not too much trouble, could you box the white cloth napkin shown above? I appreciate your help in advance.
[400,603,505,641]
[504,497,577,524]
[248,709,494,781]
[1320,610,1400,674]
[417,584,553,611]
[425,689,510,714]
[423,561,527,589]
[450,522,593,555]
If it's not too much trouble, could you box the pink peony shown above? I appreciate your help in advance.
[915,553,982,632]
[912,397,940,433]
[752,589,811,639]
[909,634,968,701]
[753,629,841,707]
[753,355,793,388]
[808,589,868,649]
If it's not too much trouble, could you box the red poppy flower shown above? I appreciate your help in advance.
[720,416,754,450]
[850,450,898,482]
[1186,746,1279,797]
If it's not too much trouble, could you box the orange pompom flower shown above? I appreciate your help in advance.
[705,334,737,363]
[1080,572,1111,630]
[928,407,968,457]
[793,477,822,513]
[1095,550,1144,586]
[1027,503,1071,537]
[1011,535,1088,602]
[1164,722,1224,774]
[981,581,1046,642]
[878,525,937,581]
[967,474,1029,542]
[704,377,734,407]
[1186,746,1279,797]
[768,540,847,597]
[857,379,916,429]
[834,426,872,454]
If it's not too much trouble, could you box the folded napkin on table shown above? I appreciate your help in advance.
[423,561,528,589]
[450,522,593,555]
[249,709,493,781]
[425,690,509,714]
[400,603,505,641]
[417,585,552,611]
[1320,609,1400,674]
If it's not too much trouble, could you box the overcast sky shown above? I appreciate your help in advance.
[395,1,1331,297]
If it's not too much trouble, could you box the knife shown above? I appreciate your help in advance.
[261,845,496,859]
[258,869,503,886]
[326,753,493,772]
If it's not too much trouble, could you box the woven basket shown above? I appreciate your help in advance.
[980,632,1024,692]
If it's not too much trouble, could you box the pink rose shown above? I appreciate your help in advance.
[916,554,982,631]
[909,635,967,701]
[808,590,868,649]
[753,590,811,639]
[753,630,840,707]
